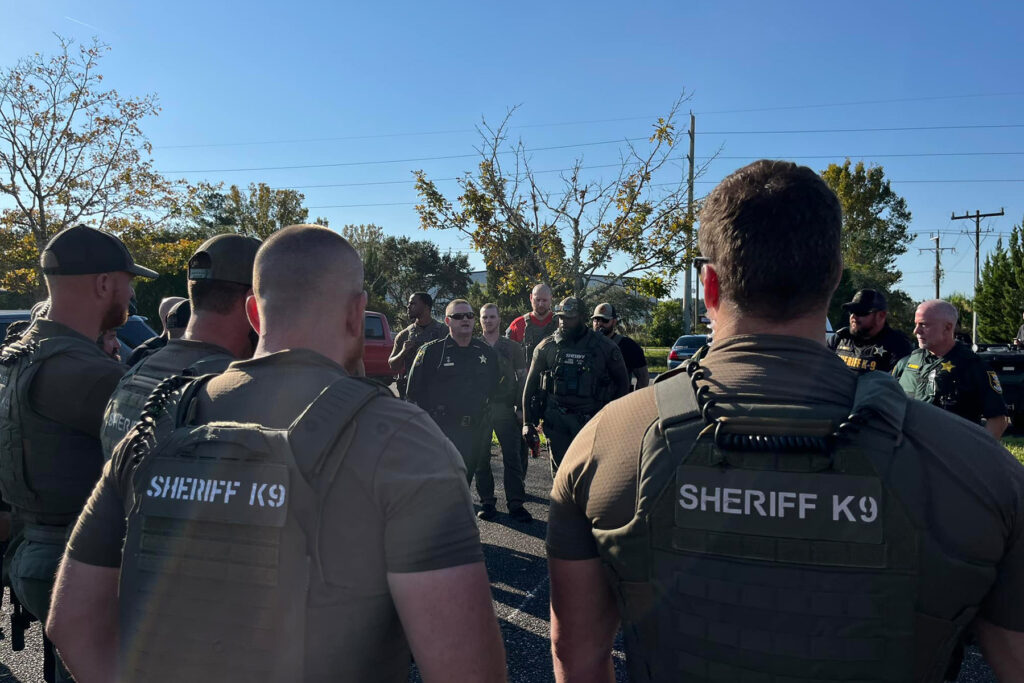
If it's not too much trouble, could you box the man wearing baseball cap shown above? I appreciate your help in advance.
[591,302,650,390]
[100,233,261,460]
[827,288,912,373]
[522,297,629,475]
[0,224,156,682]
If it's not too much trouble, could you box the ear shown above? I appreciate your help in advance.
[245,295,261,334]
[93,273,112,299]
[347,291,367,337]
[702,264,721,315]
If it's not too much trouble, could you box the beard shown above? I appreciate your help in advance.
[100,299,129,332]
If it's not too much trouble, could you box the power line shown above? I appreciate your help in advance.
[153,91,1024,149]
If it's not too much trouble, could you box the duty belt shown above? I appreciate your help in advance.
[23,523,71,545]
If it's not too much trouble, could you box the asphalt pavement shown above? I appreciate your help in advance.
[0,439,1000,682]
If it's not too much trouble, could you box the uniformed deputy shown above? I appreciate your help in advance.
[522,297,629,476]
[100,234,261,460]
[388,291,448,398]
[407,299,499,483]
[125,295,187,367]
[893,298,1009,439]
[546,161,1024,682]
[0,224,156,682]
[828,288,912,373]
[474,303,531,523]
[591,302,650,390]
[47,225,506,683]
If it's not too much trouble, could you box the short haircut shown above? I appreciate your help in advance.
[188,280,250,315]
[254,225,363,321]
[480,302,499,314]
[698,160,842,320]
[412,291,433,308]
[445,298,472,316]
[531,284,551,299]
[921,299,959,325]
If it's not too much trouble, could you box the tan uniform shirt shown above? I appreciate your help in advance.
[68,349,484,680]
[547,334,1024,631]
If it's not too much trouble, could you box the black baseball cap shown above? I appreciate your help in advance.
[40,225,158,278]
[187,234,261,286]
[842,289,888,316]
[166,299,191,330]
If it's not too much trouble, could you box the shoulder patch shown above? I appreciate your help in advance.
[413,345,428,367]
[988,371,1003,394]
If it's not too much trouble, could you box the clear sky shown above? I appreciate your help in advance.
[4,0,1023,306]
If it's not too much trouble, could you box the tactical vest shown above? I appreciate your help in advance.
[100,343,233,460]
[541,331,607,405]
[118,373,391,683]
[593,365,991,683]
[522,314,557,364]
[0,336,108,525]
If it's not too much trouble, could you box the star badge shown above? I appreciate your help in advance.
[479,355,487,364]
[940,361,955,372]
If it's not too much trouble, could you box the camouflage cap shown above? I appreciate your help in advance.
[187,234,262,286]
[554,297,583,318]
[591,302,617,320]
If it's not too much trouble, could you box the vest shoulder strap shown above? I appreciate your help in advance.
[654,367,701,429]
[850,370,909,442]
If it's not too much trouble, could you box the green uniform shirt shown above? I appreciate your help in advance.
[892,342,1007,424]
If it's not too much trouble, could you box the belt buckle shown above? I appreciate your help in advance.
[460,416,473,427]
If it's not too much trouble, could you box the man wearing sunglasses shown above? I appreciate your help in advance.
[591,302,649,391]
[828,288,912,373]
[407,299,499,482]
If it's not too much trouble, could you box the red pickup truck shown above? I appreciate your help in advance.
[363,311,395,384]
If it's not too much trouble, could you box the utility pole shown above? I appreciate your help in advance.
[952,208,1004,345]
[682,112,696,334]
[919,234,954,300]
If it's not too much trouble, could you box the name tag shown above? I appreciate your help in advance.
[141,458,289,527]
[675,466,883,544]
[907,364,920,370]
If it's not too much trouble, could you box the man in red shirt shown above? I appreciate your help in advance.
[505,284,557,366]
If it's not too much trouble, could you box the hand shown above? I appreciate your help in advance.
[522,424,534,438]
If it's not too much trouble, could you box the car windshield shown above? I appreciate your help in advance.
[673,335,707,348]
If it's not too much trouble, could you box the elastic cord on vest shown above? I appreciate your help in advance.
[127,374,195,466]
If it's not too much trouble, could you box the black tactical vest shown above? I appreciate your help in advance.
[541,330,612,410]
[118,374,391,683]
[0,335,108,525]
[100,341,233,460]
[593,367,992,682]
[522,313,557,365]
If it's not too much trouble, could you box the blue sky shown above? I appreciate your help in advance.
[4,0,1023,306]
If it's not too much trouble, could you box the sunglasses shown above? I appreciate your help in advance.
[693,256,710,274]
[591,317,612,323]
[448,312,474,320]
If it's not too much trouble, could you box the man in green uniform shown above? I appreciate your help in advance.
[0,224,157,681]
[893,298,1009,439]
[546,161,1024,682]
[474,303,531,522]
[522,297,629,476]
[407,299,499,484]
[100,234,261,460]
[389,291,448,398]
[47,225,506,683]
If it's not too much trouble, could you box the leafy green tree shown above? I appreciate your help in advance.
[820,160,913,290]
[0,36,185,295]
[414,95,704,301]
[220,183,311,239]
[975,221,1024,343]
[643,299,685,347]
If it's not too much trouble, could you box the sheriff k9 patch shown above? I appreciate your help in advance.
[988,371,1003,394]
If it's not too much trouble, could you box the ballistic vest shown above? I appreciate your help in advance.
[118,373,392,683]
[593,366,993,682]
[0,334,109,525]
[540,330,613,411]
[522,313,557,365]
[100,339,234,460]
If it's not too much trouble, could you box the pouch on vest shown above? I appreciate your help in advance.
[590,368,969,683]
[118,374,386,683]
[0,336,105,522]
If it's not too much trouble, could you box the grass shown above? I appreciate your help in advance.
[1001,437,1024,465]
[645,346,670,374]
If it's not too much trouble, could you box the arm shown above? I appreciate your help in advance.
[986,415,1009,439]
[387,328,410,372]
[405,346,429,406]
[549,558,619,683]
[974,617,1024,681]
[523,346,548,426]
[607,349,630,400]
[388,563,506,683]
[47,558,119,683]
[632,366,650,390]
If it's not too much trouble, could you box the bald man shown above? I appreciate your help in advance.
[893,299,1009,438]
[505,283,558,366]
[48,225,506,683]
